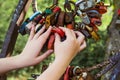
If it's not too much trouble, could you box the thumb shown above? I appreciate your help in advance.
[37,50,53,62]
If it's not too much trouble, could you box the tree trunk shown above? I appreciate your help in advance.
[103,0,120,79]
[106,1,120,57]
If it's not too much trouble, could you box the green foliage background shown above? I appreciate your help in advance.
[0,0,113,80]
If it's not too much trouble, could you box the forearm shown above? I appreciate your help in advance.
[36,58,71,80]
[0,55,23,74]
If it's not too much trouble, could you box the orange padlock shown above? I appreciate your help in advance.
[66,24,74,29]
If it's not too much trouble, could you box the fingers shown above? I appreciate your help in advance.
[59,27,74,39]
[75,31,85,45]
[54,33,61,45]
[70,30,76,38]
[39,26,52,40]
[37,26,52,47]
[74,31,86,51]
[37,50,53,62]
[28,26,35,41]
[79,41,87,51]
[34,26,46,39]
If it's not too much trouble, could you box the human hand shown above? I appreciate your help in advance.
[35,27,86,80]
[54,27,86,62]
[18,26,53,67]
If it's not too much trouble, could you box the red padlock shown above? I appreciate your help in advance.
[89,23,98,32]
[47,27,65,49]
[47,34,55,50]
[53,6,61,12]
[98,6,107,14]
[95,2,107,14]
[52,27,65,37]
[90,18,102,26]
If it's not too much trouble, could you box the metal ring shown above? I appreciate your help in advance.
[73,66,80,75]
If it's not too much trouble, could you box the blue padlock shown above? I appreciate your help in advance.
[19,11,41,35]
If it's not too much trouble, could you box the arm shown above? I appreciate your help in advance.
[0,26,53,74]
[37,27,86,80]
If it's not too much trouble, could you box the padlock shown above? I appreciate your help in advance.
[76,0,95,11]
[89,23,98,32]
[90,18,102,26]
[95,2,107,14]
[29,11,41,22]
[86,9,101,18]
[45,12,58,28]
[34,14,43,24]
[81,29,92,38]
[85,25,100,40]
[45,6,61,28]
[35,18,45,33]
[44,5,57,15]
[45,14,55,28]
[52,27,65,38]
[47,27,65,49]
[76,23,91,38]
[25,21,37,34]
[79,72,95,80]
[66,24,74,29]
[90,30,100,41]
[19,18,29,35]
[65,12,74,24]
[19,11,41,35]
[56,11,65,27]
[97,5,107,14]
[45,8,52,15]
[77,10,90,25]
[47,34,55,50]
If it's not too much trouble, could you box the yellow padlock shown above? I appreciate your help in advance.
[90,31,100,41]
[45,13,57,28]
[85,25,100,41]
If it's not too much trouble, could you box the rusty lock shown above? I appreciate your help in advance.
[56,11,65,27]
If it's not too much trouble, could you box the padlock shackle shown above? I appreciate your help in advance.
[32,0,59,13]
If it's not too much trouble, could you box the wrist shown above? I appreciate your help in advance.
[54,57,71,66]
[14,54,27,69]
[55,53,75,64]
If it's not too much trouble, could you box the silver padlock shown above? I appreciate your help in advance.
[76,0,95,11]
[25,21,37,34]
[77,10,90,24]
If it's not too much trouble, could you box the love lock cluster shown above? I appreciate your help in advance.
[19,0,107,50]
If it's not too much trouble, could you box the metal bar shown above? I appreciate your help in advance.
[0,0,28,58]
[0,0,32,79]
[32,0,38,13]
